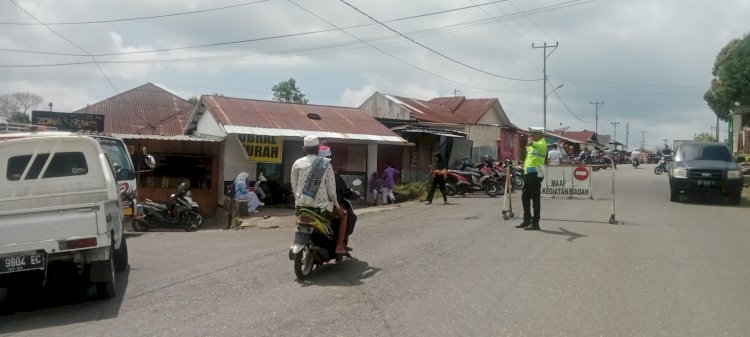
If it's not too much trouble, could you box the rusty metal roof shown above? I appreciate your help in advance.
[385,95,468,124]
[75,83,193,136]
[202,95,406,143]
[430,96,498,124]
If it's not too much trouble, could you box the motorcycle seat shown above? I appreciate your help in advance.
[146,200,169,210]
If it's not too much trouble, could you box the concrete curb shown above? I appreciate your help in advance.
[237,201,421,230]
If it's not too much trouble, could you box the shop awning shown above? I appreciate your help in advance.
[112,134,223,142]
[222,126,407,144]
[391,125,466,138]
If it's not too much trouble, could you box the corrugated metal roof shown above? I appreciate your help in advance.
[385,95,468,124]
[430,96,499,124]
[75,83,194,136]
[547,130,596,144]
[202,96,406,143]
[112,133,223,142]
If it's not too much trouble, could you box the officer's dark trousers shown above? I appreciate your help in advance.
[522,172,543,224]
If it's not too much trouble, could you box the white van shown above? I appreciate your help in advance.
[0,135,128,298]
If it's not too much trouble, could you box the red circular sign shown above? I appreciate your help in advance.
[573,167,589,181]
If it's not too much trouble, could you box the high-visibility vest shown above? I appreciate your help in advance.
[524,138,547,174]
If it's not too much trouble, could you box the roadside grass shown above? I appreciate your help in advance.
[394,181,442,202]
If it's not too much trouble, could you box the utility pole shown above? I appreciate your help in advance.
[662,138,669,150]
[715,115,720,142]
[532,41,558,131]
[454,89,462,97]
[625,122,629,150]
[611,121,620,150]
[640,130,647,149]
[590,100,604,136]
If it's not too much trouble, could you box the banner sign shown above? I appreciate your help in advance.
[541,165,592,199]
[238,134,282,164]
[31,110,105,132]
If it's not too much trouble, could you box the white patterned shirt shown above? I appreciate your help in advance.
[290,154,338,212]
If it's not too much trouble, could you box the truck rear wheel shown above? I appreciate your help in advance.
[114,235,129,271]
[95,247,117,299]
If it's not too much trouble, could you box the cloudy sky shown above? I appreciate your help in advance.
[1,0,748,150]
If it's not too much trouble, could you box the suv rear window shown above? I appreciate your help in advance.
[675,144,732,161]
[6,152,89,181]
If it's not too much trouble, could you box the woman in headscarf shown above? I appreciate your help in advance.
[234,172,262,213]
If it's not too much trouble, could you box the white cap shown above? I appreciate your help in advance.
[528,127,545,133]
[303,136,320,147]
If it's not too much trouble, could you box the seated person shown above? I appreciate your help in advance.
[234,172,262,214]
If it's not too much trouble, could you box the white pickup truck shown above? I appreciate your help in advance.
[0,134,128,299]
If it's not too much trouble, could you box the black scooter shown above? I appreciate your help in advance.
[289,181,361,280]
[134,183,203,232]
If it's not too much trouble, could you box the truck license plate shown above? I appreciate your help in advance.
[0,253,45,274]
[697,180,714,186]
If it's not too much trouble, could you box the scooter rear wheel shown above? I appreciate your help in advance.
[132,218,149,232]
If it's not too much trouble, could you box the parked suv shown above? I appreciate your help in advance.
[668,142,745,204]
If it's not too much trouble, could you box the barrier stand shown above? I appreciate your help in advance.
[501,165,514,220]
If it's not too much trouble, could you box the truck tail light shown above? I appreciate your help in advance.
[58,237,98,251]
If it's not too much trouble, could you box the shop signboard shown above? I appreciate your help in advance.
[239,134,283,164]
[31,110,105,132]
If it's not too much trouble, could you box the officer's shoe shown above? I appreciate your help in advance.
[524,224,541,230]
[515,222,530,228]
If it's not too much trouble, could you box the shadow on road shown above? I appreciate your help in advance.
[0,267,130,333]
[538,227,588,242]
[297,258,380,287]
[675,194,749,208]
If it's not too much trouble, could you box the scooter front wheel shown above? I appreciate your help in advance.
[654,166,664,175]
[132,218,150,232]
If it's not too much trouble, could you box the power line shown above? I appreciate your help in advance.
[284,0,506,92]
[0,0,510,58]
[551,71,705,89]
[337,0,541,82]
[1,0,596,59]
[7,0,118,94]
[0,0,270,25]
[551,86,590,122]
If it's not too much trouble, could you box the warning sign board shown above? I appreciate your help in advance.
[541,165,592,199]
[238,135,282,164]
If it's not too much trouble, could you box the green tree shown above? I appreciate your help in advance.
[704,33,750,120]
[0,92,44,123]
[693,132,717,142]
[187,96,199,106]
[271,78,308,104]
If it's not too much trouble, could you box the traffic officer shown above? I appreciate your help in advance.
[516,127,547,230]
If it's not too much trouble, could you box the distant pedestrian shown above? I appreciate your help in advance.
[382,162,399,204]
[370,172,382,205]
[425,153,448,205]
[547,143,562,166]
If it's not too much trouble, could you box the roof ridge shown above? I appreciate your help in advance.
[205,95,358,110]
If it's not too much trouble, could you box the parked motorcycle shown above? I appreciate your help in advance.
[289,181,361,280]
[445,163,500,197]
[133,183,203,232]
[253,174,295,209]
[632,157,640,168]
[497,159,525,190]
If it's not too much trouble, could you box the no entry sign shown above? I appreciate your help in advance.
[573,166,589,181]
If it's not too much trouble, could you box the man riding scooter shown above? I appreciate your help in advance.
[290,136,350,257]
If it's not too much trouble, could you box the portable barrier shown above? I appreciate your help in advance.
[501,162,617,224]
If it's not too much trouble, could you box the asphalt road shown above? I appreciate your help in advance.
[1,164,749,337]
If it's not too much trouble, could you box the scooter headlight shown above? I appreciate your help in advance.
[672,168,687,178]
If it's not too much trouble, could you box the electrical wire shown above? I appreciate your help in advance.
[0,0,270,25]
[7,0,119,94]
[550,84,592,122]
[0,0,597,59]
[338,0,540,82]
[285,0,506,92]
